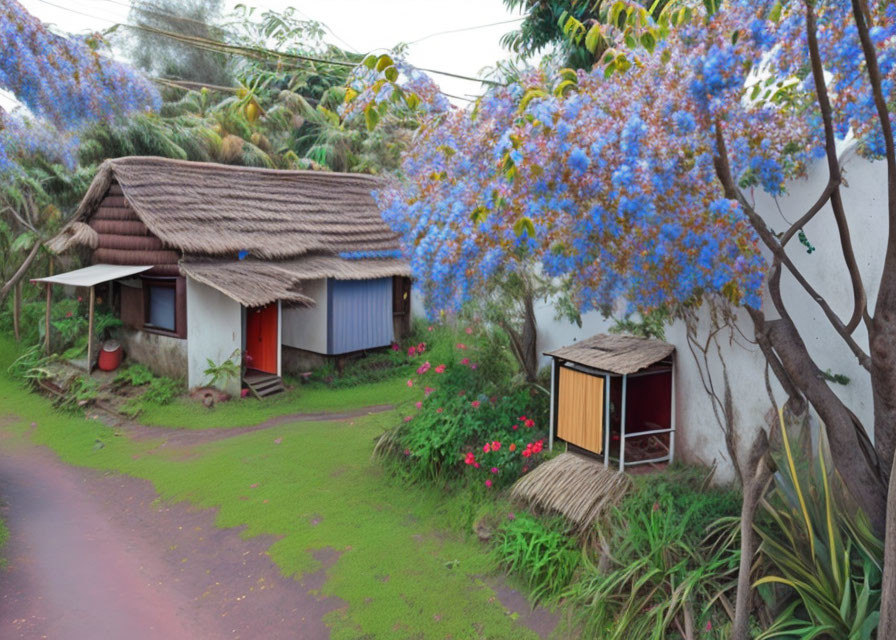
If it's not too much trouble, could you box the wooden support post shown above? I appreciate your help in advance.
[619,374,628,472]
[13,280,21,341]
[44,282,51,354]
[87,285,95,375]
[548,359,556,451]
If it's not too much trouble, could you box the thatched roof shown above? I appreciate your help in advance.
[46,221,98,255]
[179,261,314,308]
[72,156,403,260]
[511,453,630,534]
[545,333,674,375]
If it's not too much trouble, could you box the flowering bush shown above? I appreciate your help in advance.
[377,321,547,483]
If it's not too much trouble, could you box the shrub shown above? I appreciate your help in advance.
[7,343,53,386]
[492,513,580,604]
[114,363,156,387]
[142,376,181,406]
[754,418,882,640]
[56,375,100,413]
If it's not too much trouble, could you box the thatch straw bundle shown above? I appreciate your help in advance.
[545,333,673,375]
[511,453,631,534]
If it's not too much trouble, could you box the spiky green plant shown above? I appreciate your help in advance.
[754,414,883,640]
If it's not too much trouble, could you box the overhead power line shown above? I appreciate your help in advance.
[407,17,525,45]
[31,0,503,88]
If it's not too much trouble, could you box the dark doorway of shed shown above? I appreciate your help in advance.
[607,368,673,467]
[245,304,278,375]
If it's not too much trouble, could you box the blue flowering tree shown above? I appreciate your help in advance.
[379,2,896,633]
[0,0,158,306]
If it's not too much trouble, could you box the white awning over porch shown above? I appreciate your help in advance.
[31,263,152,287]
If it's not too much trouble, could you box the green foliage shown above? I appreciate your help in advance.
[203,349,240,388]
[754,418,883,640]
[6,343,53,386]
[114,363,156,387]
[142,377,181,406]
[55,376,100,413]
[609,307,671,340]
[561,467,741,638]
[492,513,580,603]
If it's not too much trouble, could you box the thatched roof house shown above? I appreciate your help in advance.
[47,157,412,396]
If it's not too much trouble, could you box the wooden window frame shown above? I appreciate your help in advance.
[141,276,187,339]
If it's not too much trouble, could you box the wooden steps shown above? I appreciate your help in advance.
[244,370,285,398]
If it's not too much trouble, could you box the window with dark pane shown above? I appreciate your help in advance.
[146,282,176,331]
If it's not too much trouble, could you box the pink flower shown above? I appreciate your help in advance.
[77,296,82,302]
[415,401,423,409]
[436,407,443,414]
[483,443,491,453]
[512,424,518,430]
[507,512,516,520]
[391,342,399,351]
[404,448,411,456]
[471,400,480,408]
[464,452,476,465]
[705,621,712,631]
[491,441,501,451]
[473,462,480,468]
[490,467,499,474]
[428,326,434,332]
[404,416,413,422]
[455,343,467,350]
[65,311,73,317]
[471,363,478,370]
[461,357,470,365]
[522,449,532,458]
[465,327,473,334]
[407,379,414,387]
[417,361,431,375]
[525,418,535,428]
[408,346,416,356]
[484,479,492,488]
[434,364,446,374]
[417,342,426,354]
[424,386,435,397]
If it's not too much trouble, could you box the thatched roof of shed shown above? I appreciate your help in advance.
[545,333,674,375]
[72,156,402,260]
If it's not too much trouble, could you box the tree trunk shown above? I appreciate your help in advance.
[13,280,21,341]
[870,276,896,480]
[763,316,886,532]
[877,449,896,638]
[0,241,42,308]
[519,287,538,383]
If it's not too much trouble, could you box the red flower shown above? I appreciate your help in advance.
[408,346,417,357]
[434,364,446,374]
[391,342,399,351]
[406,379,414,387]
[436,407,443,414]
[65,311,73,317]
[482,443,491,453]
[461,357,470,365]
[491,441,501,451]
[490,467,499,474]
[465,327,473,334]
[485,479,492,488]
[424,386,435,397]
[456,343,467,350]
[509,443,516,452]
[404,416,412,422]
[522,449,532,458]
[417,342,426,353]
[417,361,431,375]
[415,401,423,409]
[464,452,476,465]
[512,424,519,430]
[525,418,535,428]
[471,400,480,408]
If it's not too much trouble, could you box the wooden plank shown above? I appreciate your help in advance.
[557,367,604,454]
[44,282,51,355]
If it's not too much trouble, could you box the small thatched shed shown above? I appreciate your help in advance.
[40,157,412,396]
[545,333,676,471]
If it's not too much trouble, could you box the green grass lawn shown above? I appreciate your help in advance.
[138,376,419,429]
[0,338,543,638]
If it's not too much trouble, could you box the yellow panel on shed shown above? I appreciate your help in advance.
[557,367,604,454]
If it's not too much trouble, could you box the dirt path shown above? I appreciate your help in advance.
[0,429,343,639]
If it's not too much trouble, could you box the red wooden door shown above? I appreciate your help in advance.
[245,304,278,374]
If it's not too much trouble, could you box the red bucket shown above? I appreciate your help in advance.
[98,340,123,371]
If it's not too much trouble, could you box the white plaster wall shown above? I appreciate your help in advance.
[282,278,328,354]
[535,149,887,483]
[186,277,242,397]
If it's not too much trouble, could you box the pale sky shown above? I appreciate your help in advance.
[6,0,528,108]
